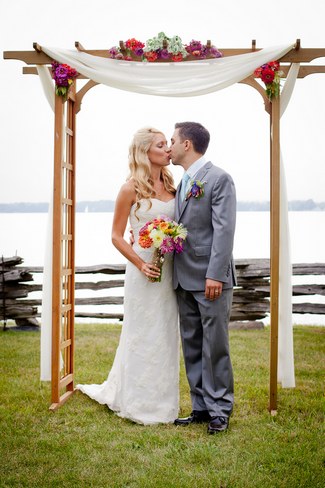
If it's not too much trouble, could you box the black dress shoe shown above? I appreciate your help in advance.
[174,410,211,426]
[207,416,229,434]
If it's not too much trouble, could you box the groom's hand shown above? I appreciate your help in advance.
[129,228,135,246]
[205,279,223,300]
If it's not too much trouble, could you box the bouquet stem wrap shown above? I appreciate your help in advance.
[138,214,187,284]
[150,249,165,283]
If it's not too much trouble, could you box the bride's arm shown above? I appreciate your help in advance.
[111,183,160,279]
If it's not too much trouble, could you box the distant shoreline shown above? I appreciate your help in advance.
[0,199,324,213]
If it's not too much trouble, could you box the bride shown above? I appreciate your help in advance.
[77,127,179,425]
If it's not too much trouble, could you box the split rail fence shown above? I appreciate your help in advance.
[1,256,325,328]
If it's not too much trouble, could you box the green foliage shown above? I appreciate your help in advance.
[0,324,324,487]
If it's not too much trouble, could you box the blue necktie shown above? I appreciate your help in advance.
[180,173,190,201]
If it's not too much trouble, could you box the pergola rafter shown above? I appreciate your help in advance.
[4,40,325,412]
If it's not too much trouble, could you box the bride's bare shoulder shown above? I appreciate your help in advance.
[117,179,136,201]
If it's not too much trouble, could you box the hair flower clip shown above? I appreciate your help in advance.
[186,180,207,200]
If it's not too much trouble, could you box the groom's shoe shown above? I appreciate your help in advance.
[207,416,229,434]
[174,410,211,426]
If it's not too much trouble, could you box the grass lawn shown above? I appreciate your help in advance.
[0,323,324,487]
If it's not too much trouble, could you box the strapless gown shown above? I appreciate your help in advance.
[77,198,179,425]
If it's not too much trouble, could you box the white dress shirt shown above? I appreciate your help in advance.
[181,156,207,196]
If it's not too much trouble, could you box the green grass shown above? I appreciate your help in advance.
[0,324,324,487]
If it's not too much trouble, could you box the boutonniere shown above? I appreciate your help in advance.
[185,180,207,200]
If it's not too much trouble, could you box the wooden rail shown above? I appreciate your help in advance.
[1,257,324,327]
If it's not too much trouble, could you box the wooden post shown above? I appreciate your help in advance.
[67,85,76,396]
[50,86,76,411]
[269,95,280,413]
[51,93,64,408]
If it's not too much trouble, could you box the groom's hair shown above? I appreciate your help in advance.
[175,122,210,154]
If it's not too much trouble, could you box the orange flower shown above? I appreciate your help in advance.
[159,222,169,231]
[144,51,158,62]
[172,53,184,62]
[138,235,152,248]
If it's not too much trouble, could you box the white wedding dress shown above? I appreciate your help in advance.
[77,198,179,425]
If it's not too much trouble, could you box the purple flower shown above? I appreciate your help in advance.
[174,238,184,254]
[53,66,70,86]
[188,40,202,52]
[198,46,208,58]
[160,214,171,221]
[55,65,69,78]
[160,49,170,60]
[160,238,174,254]
[134,47,144,56]
[56,78,69,87]
[211,47,223,58]
[108,47,119,58]
[186,179,206,200]
[190,182,201,197]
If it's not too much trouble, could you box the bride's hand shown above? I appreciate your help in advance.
[141,261,161,280]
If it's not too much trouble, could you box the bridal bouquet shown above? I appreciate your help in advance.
[138,216,187,282]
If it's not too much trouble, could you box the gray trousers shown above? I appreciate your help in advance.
[176,287,234,418]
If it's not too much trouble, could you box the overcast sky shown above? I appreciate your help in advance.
[1,0,324,204]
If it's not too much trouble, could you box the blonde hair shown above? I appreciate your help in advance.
[127,127,175,217]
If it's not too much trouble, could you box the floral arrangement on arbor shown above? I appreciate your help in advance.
[138,215,187,282]
[51,62,78,97]
[108,32,223,62]
[254,61,284,101]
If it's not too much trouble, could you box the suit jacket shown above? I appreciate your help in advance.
[173,161,237,291]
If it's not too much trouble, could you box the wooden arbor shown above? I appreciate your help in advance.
[4,41,325,411]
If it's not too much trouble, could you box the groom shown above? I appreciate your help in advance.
[170,122,237,434]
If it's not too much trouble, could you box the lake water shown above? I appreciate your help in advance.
[1,211,324,325]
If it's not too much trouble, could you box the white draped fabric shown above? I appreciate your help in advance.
[277,63,300,387]
[36,65,55,382]
[37,43,296,386]
[39,181,53,381]
[36,65,55,110]
[40,44,293,97]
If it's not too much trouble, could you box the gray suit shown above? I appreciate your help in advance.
[174,161,237,418]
